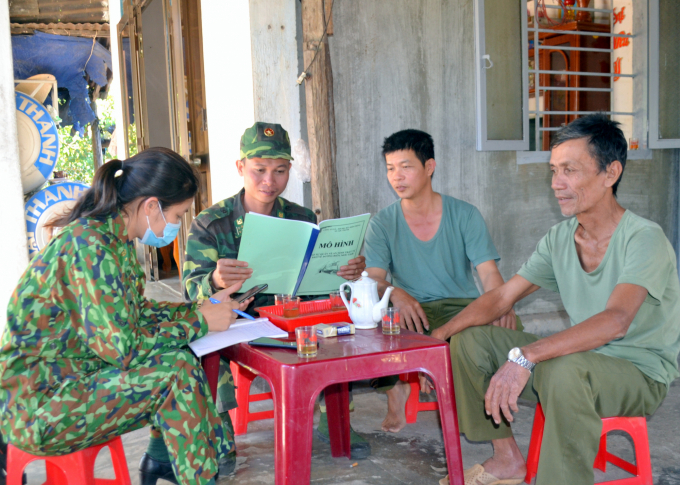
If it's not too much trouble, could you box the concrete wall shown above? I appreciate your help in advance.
[328,0,679,316]
[0,0,30,334]
[202,1,305,206]
[249,0,304,205]
[108,0,126,159]
[202,1,254,203]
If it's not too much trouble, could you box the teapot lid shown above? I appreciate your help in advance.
[353,271,377,286]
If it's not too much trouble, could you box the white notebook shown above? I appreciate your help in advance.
[189,318,288,357]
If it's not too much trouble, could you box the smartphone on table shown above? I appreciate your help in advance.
[248,337,298,349]
[237,284,269,303]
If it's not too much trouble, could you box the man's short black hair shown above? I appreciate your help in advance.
[550,113,627,196]
[382,129,435,176]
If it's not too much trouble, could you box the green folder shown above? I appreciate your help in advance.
[236,213,370,295]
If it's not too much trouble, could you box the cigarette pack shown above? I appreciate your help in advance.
[315,322,355,338]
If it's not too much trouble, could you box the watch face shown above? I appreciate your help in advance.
[508,347,521,360]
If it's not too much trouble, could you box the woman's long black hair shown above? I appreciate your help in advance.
[49,147,199,227]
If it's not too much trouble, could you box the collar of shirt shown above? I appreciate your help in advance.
[106,212,129,242]
[104,212,137,265]
[235,188,286,222]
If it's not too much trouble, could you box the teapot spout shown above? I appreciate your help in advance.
[372,286,394,323]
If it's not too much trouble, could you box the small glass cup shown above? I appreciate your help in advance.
[382,307,401,335]
[295,326,318,358]
[282,296,301,318]
[629,138,639,150]
[274,294,289,306]
[329,291,345,310]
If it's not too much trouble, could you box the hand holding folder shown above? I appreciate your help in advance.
[236,213,370,295]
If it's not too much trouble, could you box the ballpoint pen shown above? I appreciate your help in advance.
[209,297,255,320]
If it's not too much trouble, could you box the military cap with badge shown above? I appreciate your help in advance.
[240,122,294,161]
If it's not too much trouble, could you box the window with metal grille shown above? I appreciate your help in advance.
[474,0,680,161]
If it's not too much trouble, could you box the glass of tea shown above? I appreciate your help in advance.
[329,291,346,310]
[381,307,401,335]
[629,138,639,150]
[283,296,301,318]
[295,326,318,358]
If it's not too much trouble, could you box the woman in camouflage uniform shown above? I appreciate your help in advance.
[0,148,250,485]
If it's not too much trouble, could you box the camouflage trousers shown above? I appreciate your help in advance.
[4,349,233,485]
[216,357,238,416]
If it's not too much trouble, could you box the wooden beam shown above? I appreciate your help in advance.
[323,0,333,36]
[10,26,110,37]
[301,0,339,222]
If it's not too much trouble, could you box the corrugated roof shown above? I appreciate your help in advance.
[9,0,109,24]
[11,22,110,37]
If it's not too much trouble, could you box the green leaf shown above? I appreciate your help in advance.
[55,94,119,184]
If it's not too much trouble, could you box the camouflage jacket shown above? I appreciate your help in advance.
[0,213,206,442]
[183,188,317,308]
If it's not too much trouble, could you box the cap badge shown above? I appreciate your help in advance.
[264,128,275,137]
[235,217,244,238]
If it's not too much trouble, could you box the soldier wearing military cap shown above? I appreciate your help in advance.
[182,122,371,460]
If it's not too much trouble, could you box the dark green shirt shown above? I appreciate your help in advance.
[183,188,317,309]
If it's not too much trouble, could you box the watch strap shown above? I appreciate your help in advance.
[509,349,535,371]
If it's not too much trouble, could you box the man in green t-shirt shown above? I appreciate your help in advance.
[364,129,519,433]
[436,114,680,485]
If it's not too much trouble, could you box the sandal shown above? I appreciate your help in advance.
[439,464,524,485]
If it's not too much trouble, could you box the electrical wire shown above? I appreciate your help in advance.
[296,0,335,85]
[538,0,568,27]
[83,36,97,71]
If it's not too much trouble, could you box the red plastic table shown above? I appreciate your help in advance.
[201,328,464,485]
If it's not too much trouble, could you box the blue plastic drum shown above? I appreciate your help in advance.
[16,91,60,194]
[25,182,89,257]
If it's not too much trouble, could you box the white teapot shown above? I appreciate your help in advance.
[339,271,394,329]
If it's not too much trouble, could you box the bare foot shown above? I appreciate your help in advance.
[381,380,411,432]
[479,437,526,480]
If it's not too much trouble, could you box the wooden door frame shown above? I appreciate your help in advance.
[119,0,193,288]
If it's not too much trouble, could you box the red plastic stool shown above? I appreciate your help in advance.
[525,404,653,484]
[400,373,439,424]
[7,436,131,485]
[228,361,274,435]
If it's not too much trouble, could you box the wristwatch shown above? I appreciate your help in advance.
[508,347,535,371]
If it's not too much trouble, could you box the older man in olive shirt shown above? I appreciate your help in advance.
[437,115,680,485]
